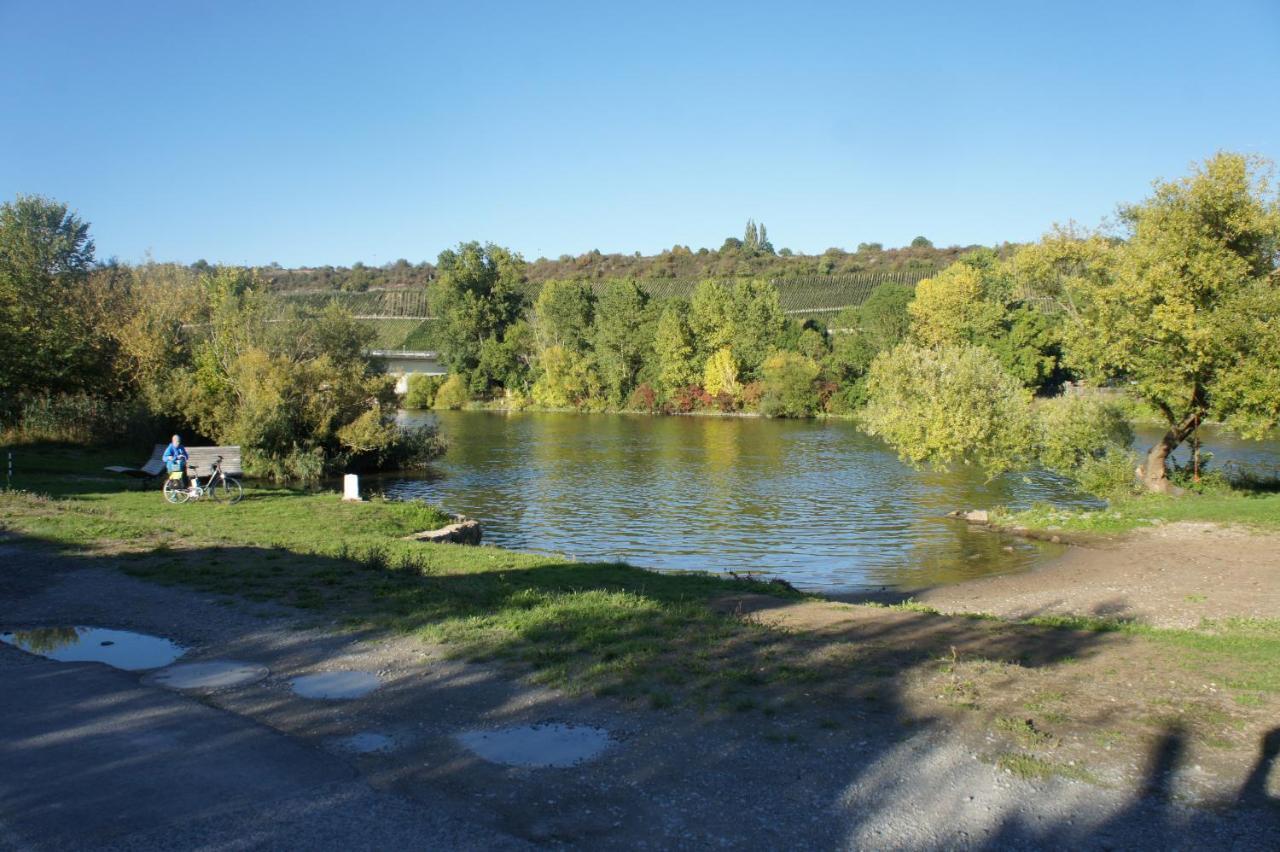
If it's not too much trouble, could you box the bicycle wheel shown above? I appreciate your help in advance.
[163,478,190,504]
[210,475,243,504]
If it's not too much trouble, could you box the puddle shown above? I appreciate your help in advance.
[146,661,269,691]
[457,723,613,768]
[291,671,381,699]
[0,627,185,671]
[336,732,397,754]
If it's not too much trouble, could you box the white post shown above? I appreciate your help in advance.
[342,474,362,502]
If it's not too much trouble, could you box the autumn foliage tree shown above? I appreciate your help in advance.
[1063,152,1280,491]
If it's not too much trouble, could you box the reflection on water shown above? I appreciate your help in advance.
[0,626,186,670]
[385,412,1277,593]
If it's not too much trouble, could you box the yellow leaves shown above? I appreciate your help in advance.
[702,347,740,398]
[908,264,1003,347]
[531,345,598,409]
[862,343,1036,476]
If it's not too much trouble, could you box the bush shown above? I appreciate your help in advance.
[628,382,659,413]
[433,374,470,410]
[759,352,821,418]
[4,393,163,446]
[403,374,442,410]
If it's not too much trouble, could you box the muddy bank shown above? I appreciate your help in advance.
[917,521,1280,628]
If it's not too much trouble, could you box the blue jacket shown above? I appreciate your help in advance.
[163,444,189,471]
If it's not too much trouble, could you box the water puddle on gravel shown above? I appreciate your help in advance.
[147,661,269,691]
[0,627,185,671]
[337,732,397,754]
[291,671,382,699]
[457,723,613,768]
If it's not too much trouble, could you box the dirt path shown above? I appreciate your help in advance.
[1,535,1278,850]
[918,522,1280,628]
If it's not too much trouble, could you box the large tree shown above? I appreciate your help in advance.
[1065,152,1280,491]
[428,242,526,393]
[593,280,653,405]
[0,195,98,415]
[653,299,699,395]
[533,279,595,354]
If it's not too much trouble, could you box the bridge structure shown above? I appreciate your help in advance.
[369,349,447,394]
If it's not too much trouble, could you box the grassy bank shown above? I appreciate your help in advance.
[2,443,1278,793]
[998,490,1280,535]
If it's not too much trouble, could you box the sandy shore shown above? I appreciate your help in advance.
[918,521,1280,628]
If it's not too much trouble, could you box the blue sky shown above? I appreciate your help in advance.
[2,1,1277,266]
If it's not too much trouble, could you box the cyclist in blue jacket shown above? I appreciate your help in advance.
[163,435,189,489]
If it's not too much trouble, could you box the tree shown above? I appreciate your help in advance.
[908,263,1003,348]
[428,242,526,391]
[908,256,1060,391]
[758,223,774,255]
[1063,152,1280,491]
[1036,395,1137,496]
[759,351,821,417]
[534,279,595,353]
[689,279,735,356]
[653,300,700,394]
[531,345,600,408]
[702,347,740,398]
[910,236,934,248]
[729,279,786,378]
[434,373,470,410]
[862,343,1036,476]
[0,195,98,415]
[593,280,653,404]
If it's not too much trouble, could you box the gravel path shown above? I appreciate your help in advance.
[2,534,1277,850]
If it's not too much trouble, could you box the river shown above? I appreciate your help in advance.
[384,411,1277,593]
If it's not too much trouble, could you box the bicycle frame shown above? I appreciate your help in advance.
[187,459,227,498]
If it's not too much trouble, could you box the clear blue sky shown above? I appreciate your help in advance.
[2,1,1277,267]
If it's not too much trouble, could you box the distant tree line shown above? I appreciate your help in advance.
[244,222,973,293]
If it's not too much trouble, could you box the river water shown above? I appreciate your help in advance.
[385,411,1277,593]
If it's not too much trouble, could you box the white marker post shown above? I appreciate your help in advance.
[342,474,362,502]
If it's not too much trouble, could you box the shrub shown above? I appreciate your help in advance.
[628,382,659,413]
[759,351,821,418]
[665,384,706,414]
[403,374,442,410]
[433,374,470,410]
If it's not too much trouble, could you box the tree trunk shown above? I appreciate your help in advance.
[1141,409,1203,493]
[1143,437,1176,493]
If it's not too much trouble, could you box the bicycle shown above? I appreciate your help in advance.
[163,455,243,504]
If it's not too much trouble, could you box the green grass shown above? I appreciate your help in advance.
[3,442,1277,745]
[995,752,1098,784]
[1000,491,1280,535]
[1020,614,1280,696]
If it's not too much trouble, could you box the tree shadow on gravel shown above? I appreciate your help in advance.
[1,529,1277,849]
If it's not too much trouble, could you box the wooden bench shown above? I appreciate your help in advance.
[104,444,167,479]
[185,446,242,477]
[105,444,242,483]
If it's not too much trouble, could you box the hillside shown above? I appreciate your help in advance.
[253,229,989,294]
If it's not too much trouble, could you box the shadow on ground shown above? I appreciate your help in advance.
[0,527,1277,849]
